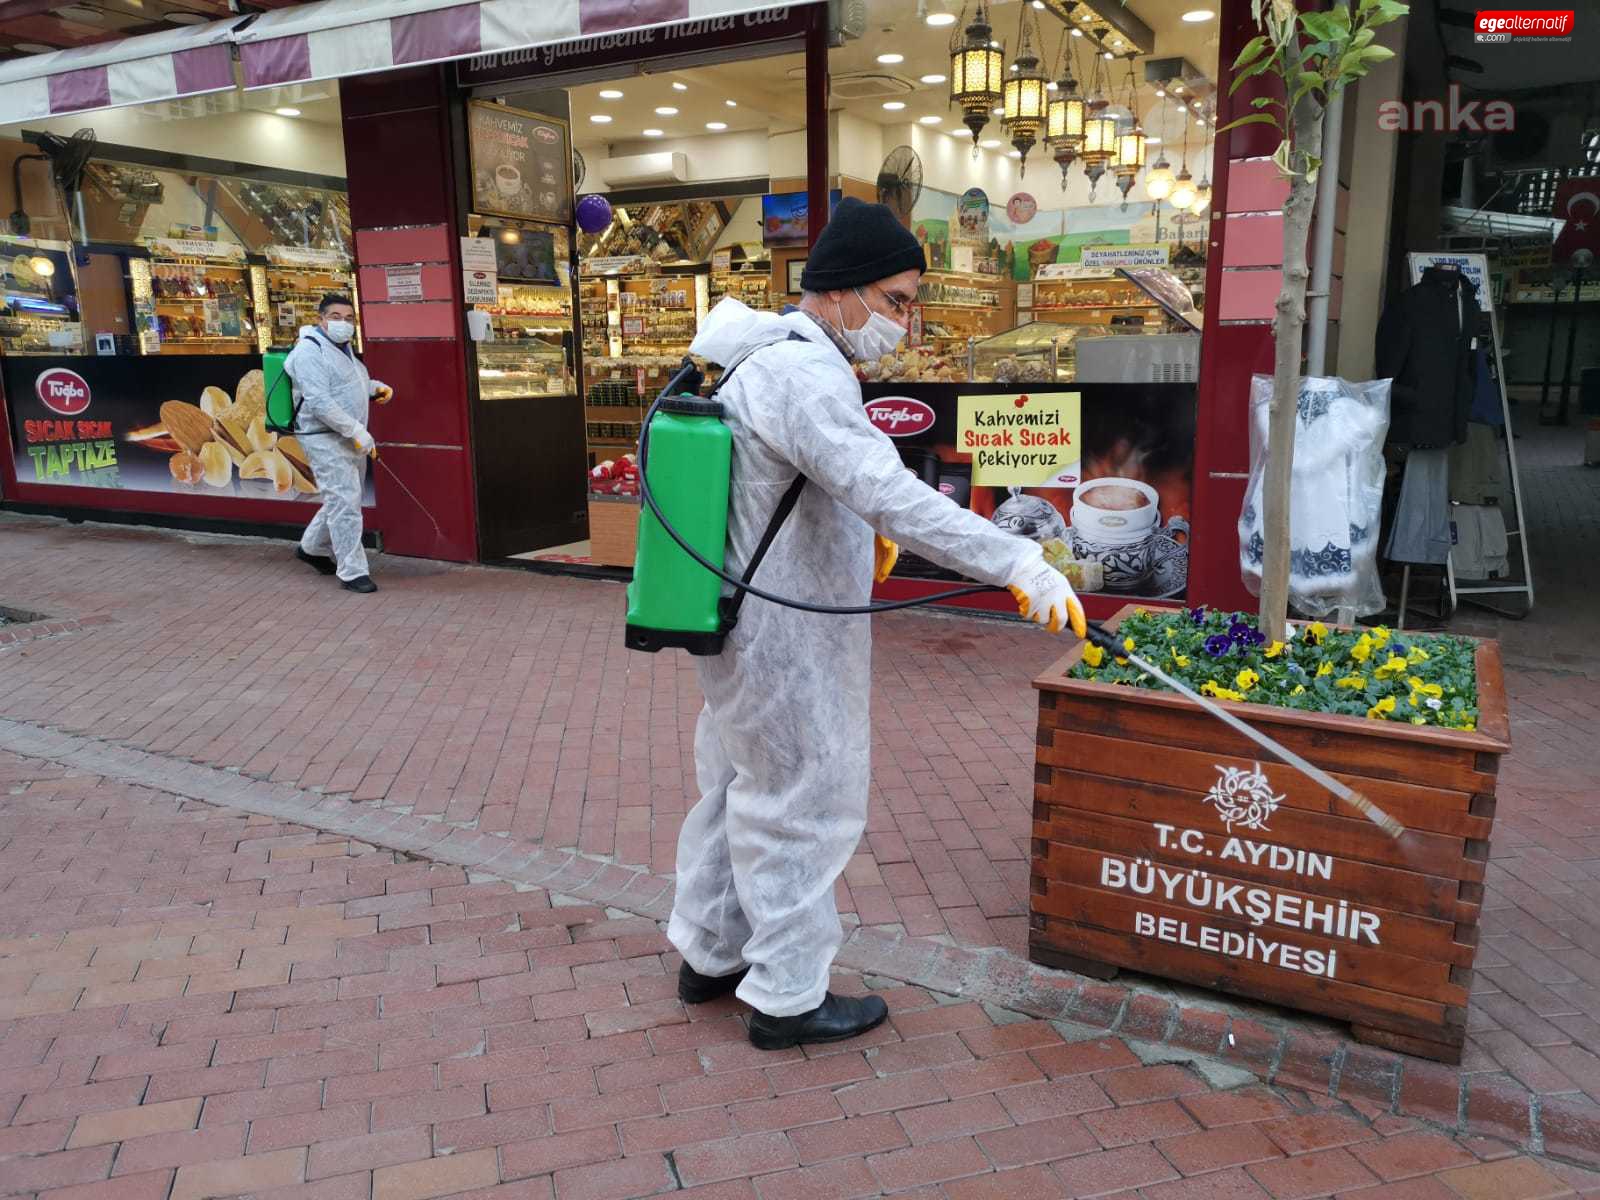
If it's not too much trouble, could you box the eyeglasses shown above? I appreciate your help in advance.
[872,285,915,318]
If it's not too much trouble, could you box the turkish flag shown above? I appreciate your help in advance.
[1553,177,1600,266]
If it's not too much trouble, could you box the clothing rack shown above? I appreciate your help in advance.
[1396,253,1534,626]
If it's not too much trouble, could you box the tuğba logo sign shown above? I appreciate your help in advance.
[864,396,935,437]
[35,368,91,416]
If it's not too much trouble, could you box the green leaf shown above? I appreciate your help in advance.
[1234,34,1270,70]
[1251,96,1279,109]
[1217,112,1283,134]
[1228,55,1277,95]
[1352,26,1376,47]
[1359,44,1396,61]
[1299,11,1343,41]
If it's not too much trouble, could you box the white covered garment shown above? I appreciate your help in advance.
[285,324,379,581]
[1239,375,1391,619]
[667,298,1042,1017]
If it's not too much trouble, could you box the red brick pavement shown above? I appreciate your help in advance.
[0,426,1595,1139]
[3,756,1598,1200]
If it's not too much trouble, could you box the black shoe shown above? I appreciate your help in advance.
[296,547,337,576]
[748,992,888,1051]
[341,575,378,593]
[678,962,748,1004]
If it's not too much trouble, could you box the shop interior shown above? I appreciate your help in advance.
[465,0,1222,568]
[0,89,354,361]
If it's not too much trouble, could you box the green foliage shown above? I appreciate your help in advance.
[1069,609,1481,732]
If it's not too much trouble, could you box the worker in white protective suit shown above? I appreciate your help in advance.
[669,197,1086,1050]
[285,294,392,594]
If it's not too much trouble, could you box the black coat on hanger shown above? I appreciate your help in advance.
[1374,265,1481,447]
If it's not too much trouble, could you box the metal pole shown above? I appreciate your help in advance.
[1556,266,1584,424]
[1539,277,1563,417]
[1304,89,1344,376]
[805,6,830,251]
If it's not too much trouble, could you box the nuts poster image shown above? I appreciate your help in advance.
[3,354,372,505]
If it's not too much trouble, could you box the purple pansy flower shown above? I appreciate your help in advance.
[1188,606,1207,625]
[1203,634,1233,658]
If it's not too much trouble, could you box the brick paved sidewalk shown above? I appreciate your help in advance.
[3,756,1597,1200]
[0,425,1595,1153]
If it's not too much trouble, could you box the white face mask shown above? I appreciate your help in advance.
[324,319,355,344]
[835,288,906,361]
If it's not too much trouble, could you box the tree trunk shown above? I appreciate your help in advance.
[1257,90,1325,641]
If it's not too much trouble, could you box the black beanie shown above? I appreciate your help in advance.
[799,196,926,292]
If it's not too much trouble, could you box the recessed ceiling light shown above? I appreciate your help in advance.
[919,115,942,125]
[655,106,678,115]
[642,128,664,137]
[166,12,208,24]
[1103,51,1115,59]
[590,114,612,123]
[882,101,906,111]
[877,53,904,64]
[599,89,624,99]
[926,12,957,26]
[992,106,1004,115]
[1033,0,1046,7]
[1009,149,1022,157]
[980,139,1001,148]
[56,4,102,21]
[1146,136,1162,144]
[1182,8,1216,21]
[14,42,54,52]
[705,121,727,130]
[725,99,737,107]
[1172,83,1184,92]
[672,81,688,91]
[274,107,301,117]
[920,73,947,85]
[1071,28,1083,37]
[1046,81,1058,90]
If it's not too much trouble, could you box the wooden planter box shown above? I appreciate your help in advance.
[1031,606,1511,1064]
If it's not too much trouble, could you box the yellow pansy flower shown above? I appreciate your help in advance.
[1407,677,1443,699]
[1316,661,1334,678]
[1264,641,1286,659]
[1306,621,1328,644]
[1292,684,1307,696]
[1371,626,1391,645]
[1200,681,1246,702]
[1374,655,1409,680]
[1171,652,1190,668]
[1350,636,1373,663]
[1411,716,1427,725]
[1124,636,1136,653]
[1367,696,1397,720]
[1236,668,1260,691]
[1336,675,1367,690]
[1165,627,1175,640]
[1407,645,1430,664]
[1082,644,1104,668]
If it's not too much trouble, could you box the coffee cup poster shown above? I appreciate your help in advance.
[469,102,573,226]
[4,354,372,504]
[862,382,1195,600]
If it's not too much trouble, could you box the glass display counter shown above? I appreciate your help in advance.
[0,237,83,356]
[970,321,1077,383]
[134,238,261,356]
[259,246,356,352]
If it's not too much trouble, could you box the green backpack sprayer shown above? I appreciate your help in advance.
[624,350,1405,841]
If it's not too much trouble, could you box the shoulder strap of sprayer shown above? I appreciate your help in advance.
[713,331,811,633]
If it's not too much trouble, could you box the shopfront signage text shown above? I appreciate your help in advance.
[1081,244,1170,269]
[956,391,1081,487]
[384,266,425,302]
[864,396,935,438]
[459,7,806,87]
[147,237,245,262]
[35,367,90,416]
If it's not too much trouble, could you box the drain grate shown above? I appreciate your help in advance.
[0,605,50,627]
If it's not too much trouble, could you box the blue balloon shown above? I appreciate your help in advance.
[576,194,613,234]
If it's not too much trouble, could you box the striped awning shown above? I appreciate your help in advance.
[0,0,821,123]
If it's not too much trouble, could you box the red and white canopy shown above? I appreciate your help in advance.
[0,0,820,123]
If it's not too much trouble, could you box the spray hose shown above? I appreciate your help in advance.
[635,360,1010,617]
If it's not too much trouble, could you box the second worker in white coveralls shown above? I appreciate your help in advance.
[285,294,392,594]
[668,198,1086,1050]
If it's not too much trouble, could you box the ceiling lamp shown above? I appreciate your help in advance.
[1002,1,1049,176]
[1074,27,1117,197]
[1144,87,1172,199]
[1111,56,1146,207]
[1169,167,1198,211]
[1191,175,1212,213]
[948,1,1005,154]
[1045,30,1085,190]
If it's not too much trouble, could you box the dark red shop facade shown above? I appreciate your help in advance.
[0,0,1304,621]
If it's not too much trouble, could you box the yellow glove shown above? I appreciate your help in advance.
[1007,557,1087,638]
[874,534,899,583]
[373,383,394,405]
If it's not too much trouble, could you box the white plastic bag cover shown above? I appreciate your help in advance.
[1238,374,1392,619]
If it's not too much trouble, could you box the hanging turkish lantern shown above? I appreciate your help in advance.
[1169,167,1198,211]
[1191,175,1213,214]
[1002,2,1049,176]
[949,1,1005,155]
[1046,30,1085,190]
[1077,30,1116,198]
[1111,57,1146,207]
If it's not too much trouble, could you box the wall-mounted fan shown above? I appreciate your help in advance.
[877,144,923,224]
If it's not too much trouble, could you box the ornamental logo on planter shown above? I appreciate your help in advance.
[1204,762,1283,833]
[864,396,935,438]
[35,367,90,416]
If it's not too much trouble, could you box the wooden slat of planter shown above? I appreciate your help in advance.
[1039,730,1493,839]
[1033,879,1469,1007]
[1033,842,1478,974]
[1035,770,1480,883]
[1030,915,1466,1048]
[1032,807,1480,926]
[1039,696,1497,795]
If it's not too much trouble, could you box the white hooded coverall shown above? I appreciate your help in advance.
[667,299,1045,1017]
[284,324,379,582]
